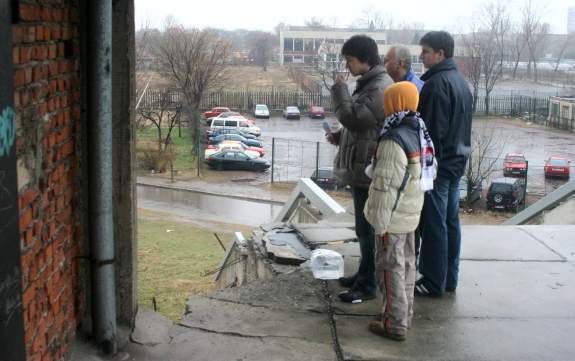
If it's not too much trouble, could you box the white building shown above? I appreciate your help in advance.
[278,25,423,73]
[569,7,575,33]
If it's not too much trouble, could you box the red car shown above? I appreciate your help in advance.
[503,153,527,177]
[308,105,325,119]
[544,156,570,179]
[203,106,231,119]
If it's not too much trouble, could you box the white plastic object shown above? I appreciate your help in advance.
[310,249,344,280]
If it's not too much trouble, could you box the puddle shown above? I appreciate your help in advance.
[137,184,282,226]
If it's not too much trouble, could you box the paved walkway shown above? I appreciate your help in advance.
[73,224,575,361]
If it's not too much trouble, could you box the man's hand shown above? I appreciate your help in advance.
[335,74,347,85]
[326,133,336,145]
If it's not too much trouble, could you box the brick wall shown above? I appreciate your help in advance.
[12,1,85,360]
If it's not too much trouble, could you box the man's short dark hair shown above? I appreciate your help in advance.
[419,31,454,58]
[341,35,380,66]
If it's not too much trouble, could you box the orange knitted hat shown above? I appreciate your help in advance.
[383,81,419,117]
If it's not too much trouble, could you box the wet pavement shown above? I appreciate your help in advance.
[253,116,575,194]
[72,225,575,361]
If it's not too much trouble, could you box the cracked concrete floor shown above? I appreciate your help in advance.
[73,225,575,361]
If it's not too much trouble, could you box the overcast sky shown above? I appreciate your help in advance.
[136,0,575,34]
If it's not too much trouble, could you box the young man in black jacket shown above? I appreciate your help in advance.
[415,31,472,297]
[328,35,393,303]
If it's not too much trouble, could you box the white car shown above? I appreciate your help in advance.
[204,141,260,159]
[283,106,301,120]
[210,117,261,137]
[254,104,270,119]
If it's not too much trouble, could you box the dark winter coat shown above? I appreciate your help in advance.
[331,65,393,188]
[418,58,472,179]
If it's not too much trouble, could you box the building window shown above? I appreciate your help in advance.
[284,38,294,51]
[294,38,303,51]
[376,40,386,45]
[314,38,323,51]
[304,39,314,52]
[284,55,293,63]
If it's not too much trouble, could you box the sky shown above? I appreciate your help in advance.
[136,0,575,34]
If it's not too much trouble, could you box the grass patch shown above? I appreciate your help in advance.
[136,125,199,173]
[137,217,229,320]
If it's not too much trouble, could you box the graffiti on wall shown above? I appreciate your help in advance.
[0,107,15,158]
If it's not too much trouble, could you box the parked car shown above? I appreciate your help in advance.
[204,111,241,125]
[204,141,262,159]
[210,134,263,148]
[254,104,270,119]
[308,106,325,119]
[206,150,270,171]
[486,177,525,212]
[544,156,570,179]
[206,128,257,140]
[210,117,261,137]
[459,176,482,205]
[310,167,338,190]
[283,106,301,120]
[203,106,231,119]
[503,152,527,177]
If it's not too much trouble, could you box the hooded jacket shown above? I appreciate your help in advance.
[418,58,472,179]
[363,82,424,235]
[331,65,393,188]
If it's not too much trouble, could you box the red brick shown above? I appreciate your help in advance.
[22,286,36,307]
[20,189,39,209]
[12,25,25,43]
[26,25,36,43]
[20,207,33,230]
[42,7,51,22]
[20,46,32,64]
[13,48,20,65]
[14,68,28,87]
[48,44,57,59]
[19,4,38,21]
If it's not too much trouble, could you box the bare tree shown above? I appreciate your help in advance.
[351,5,393,30]
[508,23,527,79]
[305,17,328,29]
[465,121,506,208]
[247,31,276,71]
[553,33,575,73]
[479,1,510,114]
[137,89,182,172]
[153,17,231,171]
[521,0,549,82]
[138,91,181,152]
[305,41,348,92]
[461,28,482,113]
[462,1,509,114]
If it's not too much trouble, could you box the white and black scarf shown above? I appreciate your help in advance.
[365,111,436,191]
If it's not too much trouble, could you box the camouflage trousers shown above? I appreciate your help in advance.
[375,232,416,336]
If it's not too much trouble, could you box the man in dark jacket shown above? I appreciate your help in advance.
[415,31,472,297]
[329,35,393,303]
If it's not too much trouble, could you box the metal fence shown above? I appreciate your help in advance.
[138,89,333,112]
[269,138,337,183]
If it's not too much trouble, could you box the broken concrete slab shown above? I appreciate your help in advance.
[208,270,327,313]
[295,224,357,245]
[181,296,332,343]
[131,308,173,346]
[140,328,336,361]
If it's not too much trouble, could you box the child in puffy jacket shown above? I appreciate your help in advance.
[364,81,435,341]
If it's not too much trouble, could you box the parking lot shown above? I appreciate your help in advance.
[204,114,575,200]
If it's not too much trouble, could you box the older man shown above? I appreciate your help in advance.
[383,46,423,92]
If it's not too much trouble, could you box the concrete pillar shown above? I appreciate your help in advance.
[112,0,137,327]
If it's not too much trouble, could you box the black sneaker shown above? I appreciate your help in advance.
[338,275,357,288]
[414,279,442,297]
[338,289,376,304]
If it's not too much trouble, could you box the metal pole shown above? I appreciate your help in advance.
[88,0,117,354]
[271,138,275,183]
[523,160,528,210]
[315,142,320,178]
